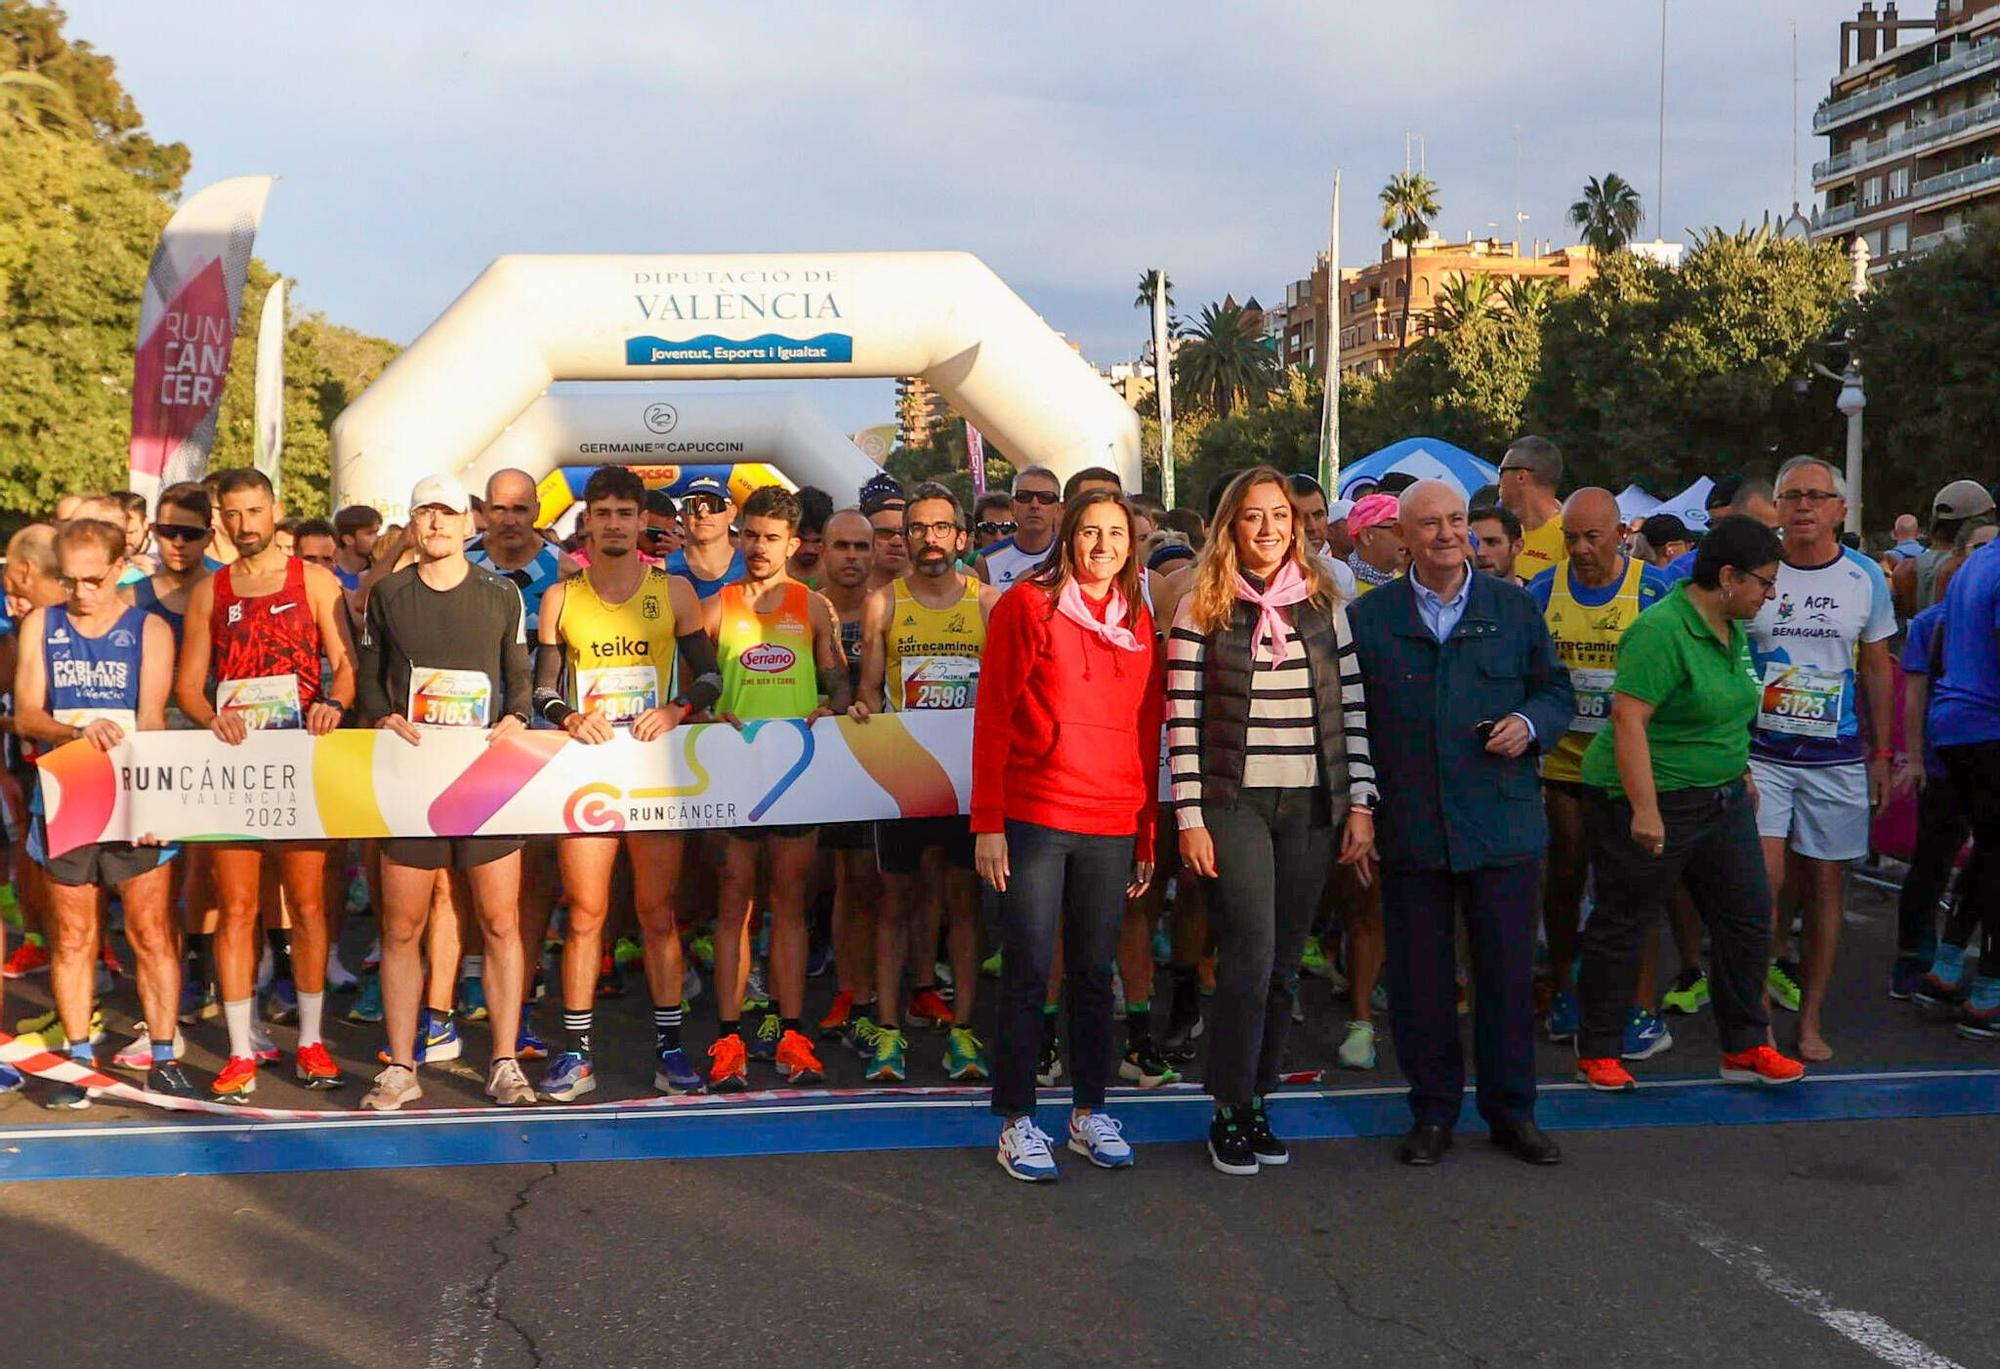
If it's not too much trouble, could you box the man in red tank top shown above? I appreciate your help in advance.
[175,468,357,1103]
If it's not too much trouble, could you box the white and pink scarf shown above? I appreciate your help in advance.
[1235,560,1313,663]
[1055,579,1145,652]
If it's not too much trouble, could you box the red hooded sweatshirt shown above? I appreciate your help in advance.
[970,579,1162,861]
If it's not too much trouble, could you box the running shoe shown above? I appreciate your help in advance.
[1243,1098,1288,1166]
[817,989,856,1039]
[1545,990,1579,1043]
[210,1055,259,1103]
[997,1116,1059,1182]
[747,1012,782,1062]
[866,1027,908,1083]
[516,1019,549,1062]
[1036,1035,1064,1087]
[3,938,49,978]
[1767,959,1802,1013]
[361,1063,422,1112]
[943,1026,990,1081]
[1576,1056,1637,1092]
[487,1059,537,1107]
[1300,939,1332,980]
[325,948,360,993]
[613,936,644,968]
[456,975,488,1022]
[345,973,384,1024]
[654,1046,704,1095]
[682,964,702,1003]
[1719,1044,1805,1085]
[980,950,1002,979]
[376,1015,461,1066]
[707,1034,749,1092]
[775,1029,825,1085]
[596,951,625,999]
[179,981,220,1025]
[1117,1043,1179,1088]
[806,938,833,980]
[1161,1002,1204,1062]
[45,1081,91,1110]
[1889,956,1928,1003]
[264,979,299,1025]
[294,1042,345,1089]
[1620,1009,1674,1061]
[112,1030,184,1072]
[742,966,771,1013]
[847,1015,881,1057]
[1913,968,1971,1012]
[1956,999,2000,1042]
[691,932,716,970]
[145,1061,200,1099]
[1336,1020,1378,1071]
[14,1009,106,1052]
[1208,1110,1258,1176]
[0,1063,22,1094]
[250,1018,282,1065]
[538,1050,597,1102]
[1066,1112,1134,1169]
[933,961,954,992]
[1661,968,1710,1016]
[906,987,954,1029]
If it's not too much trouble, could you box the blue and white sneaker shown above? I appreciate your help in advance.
[653,1046,704,1095]
[1545,990,1580,1043]
[996,1116,1060,1183]
[538,1050,597,1102]
[1066,1111,1135,1169]
[516,1019,549,1062]
[346,973,384,1024]
[1620,1008,1674,1060]
[456,975,488,1022]
[46,1080,91,1110]
[0,1062,23,1094]
[377,1014,462,1066]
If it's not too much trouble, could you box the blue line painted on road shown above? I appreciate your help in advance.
[0,1068,1995,1184]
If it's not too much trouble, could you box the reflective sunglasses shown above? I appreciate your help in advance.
[976,520,1018,537]
[151,523,210,543]
[1012,489,1060,506]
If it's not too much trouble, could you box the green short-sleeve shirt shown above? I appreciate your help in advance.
[1580,584,1761,797]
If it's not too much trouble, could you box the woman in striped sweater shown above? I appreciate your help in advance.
[1167,466,1379,1175]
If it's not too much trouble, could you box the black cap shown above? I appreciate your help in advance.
[644,488,678,517]
[1640,513,1691,546]
[859,472,908,516]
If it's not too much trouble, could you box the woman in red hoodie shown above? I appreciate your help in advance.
[974,489,1163,1182]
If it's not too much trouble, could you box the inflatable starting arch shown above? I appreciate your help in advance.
[332,252,1140,517]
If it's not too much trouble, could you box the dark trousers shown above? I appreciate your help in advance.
[1578,780,1771,1059]
[990,819,1134,1118]
[1896,767,1970,956]
[1938,742,2000,967]
[1200,787,1334,1109]
[1381,857,1540,1130]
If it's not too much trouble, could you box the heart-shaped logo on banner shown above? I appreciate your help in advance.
[735,719,817,823]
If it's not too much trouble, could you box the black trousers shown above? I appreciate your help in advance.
[1199,787,1334,1109]
[1938,742,2000,968]
[1896,766,1970,957]
[1381,858,1540,1130]
[1577,780,1771,1059]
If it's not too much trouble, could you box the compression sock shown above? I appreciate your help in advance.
[562,1008,593,1057]
[297,990,326,1049]
[654,1005,683,1052]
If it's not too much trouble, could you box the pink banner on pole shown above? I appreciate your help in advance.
[966,422,987,497]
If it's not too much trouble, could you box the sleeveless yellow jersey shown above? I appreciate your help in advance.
[558,568,679,724]
[717,580,819,719]
[1518,511,1566,580]
[1542,554,1647,783]
[884,573,984,711]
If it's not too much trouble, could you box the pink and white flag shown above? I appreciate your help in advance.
[965,422,987,497]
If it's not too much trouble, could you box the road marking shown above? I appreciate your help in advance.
[1657,1202,1965,1369]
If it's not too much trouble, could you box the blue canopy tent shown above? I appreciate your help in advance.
[1336,438,1500,502]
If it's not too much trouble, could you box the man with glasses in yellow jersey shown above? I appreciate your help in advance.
[848,482,998,1083]
[1497,435,1567,583]
[533,467,721,1101]
[700,486,852,1090]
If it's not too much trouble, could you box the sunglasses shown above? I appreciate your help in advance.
[1012,489,1060,506]
[976,520,1018,536]
[152,523,209,543]
[640,526,676,541]
[683,496,729,516]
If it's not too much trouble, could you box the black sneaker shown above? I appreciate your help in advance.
[1208,1110,1259,1176]
[1161,1002,1205,1062]
[1243,1098,1288,1166]
[1117,1040,1180,1088]
[1036,1034,1064,1087]
[146,1061,201,1099]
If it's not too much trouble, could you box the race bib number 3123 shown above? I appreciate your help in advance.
[1758,663,1843,739]
[410,667,493,728]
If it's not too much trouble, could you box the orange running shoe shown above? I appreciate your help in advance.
[211,1055,259,1103]
[817,989,855,1039]
[294,1041,345,1090]
[1719,1044,1805,1086]
[906,988,954,1029]
[708,1033,748,1092]
[1575,1057,1637,1092]
[3,939,50,979]
[775,1029,824,1085]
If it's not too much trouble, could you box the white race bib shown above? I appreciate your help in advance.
[408,667,493,729]
[577,664,659,724]
[899,655,978,711]
[216,674,303,730]
[55,706,137,735]
[1568,667,1616,735]
[1757,663,1843,739]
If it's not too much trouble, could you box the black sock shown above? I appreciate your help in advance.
[1126,1005,1152,1047]
[654,1005,683,1052]
[562,1008,592,1057]
[718,1018,741,1041]
[267,929,293,981]
[781,1016,802,1037]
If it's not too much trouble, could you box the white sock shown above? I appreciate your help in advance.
[223,996,254,1060]
[297,990,325,1049]
[461,955,484,979]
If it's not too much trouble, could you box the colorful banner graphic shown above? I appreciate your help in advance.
[127,175,274,511]
[966,422,988,497]
[35,715,970,857]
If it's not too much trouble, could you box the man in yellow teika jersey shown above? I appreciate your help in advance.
[533,467,719,1102]
[701,485,851,1091]
[848,482,998,1085]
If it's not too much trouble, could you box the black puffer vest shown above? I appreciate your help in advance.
[1198,595,1351,811]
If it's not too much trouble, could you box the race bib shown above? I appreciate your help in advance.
[1568,667,1616,735]
[900,655,978,711]
[409,667,493,729]
[55,707,137,735]
[577,665,659,724]
[1758,663,1844,739]
[217,674,303,730]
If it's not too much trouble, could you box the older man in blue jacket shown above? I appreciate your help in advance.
[1349,480,1573,1168]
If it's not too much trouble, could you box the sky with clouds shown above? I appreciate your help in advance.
[66,0,1860,435]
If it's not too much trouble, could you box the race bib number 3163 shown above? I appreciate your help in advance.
[1758,663,1843,739]
[410,667,493,729]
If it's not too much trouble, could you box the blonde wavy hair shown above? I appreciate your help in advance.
[1185,465,1339,634]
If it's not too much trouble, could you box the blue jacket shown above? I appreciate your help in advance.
[1348,571,1574,873]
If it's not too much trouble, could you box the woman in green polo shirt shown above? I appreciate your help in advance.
[1572,515,1807,1091]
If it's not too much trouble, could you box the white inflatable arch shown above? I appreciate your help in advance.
[332,251,1140,517]
[462,391,877,501]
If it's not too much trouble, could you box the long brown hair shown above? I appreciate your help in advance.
[1186,465,1338,634]
[1025,489,1145,616]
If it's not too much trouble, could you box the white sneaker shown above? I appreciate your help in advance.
[112,1030,185,1071]
[325,948,359,993]
[1337,1020,1378,1071]
[1066,1111,1135,1169]
[682,964,703,1002]
[485,1058,536,1107]
[996,1116,1059,1182]
[361,1063,422,1111]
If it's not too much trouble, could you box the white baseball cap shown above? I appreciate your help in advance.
[1326,498,1355,524]
[409,473,472,515]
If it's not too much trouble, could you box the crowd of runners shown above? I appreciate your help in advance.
[0,437,1995,1180]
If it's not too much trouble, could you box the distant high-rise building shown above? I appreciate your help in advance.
[895,375,951,447]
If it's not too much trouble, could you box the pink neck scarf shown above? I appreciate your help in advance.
[1056,579,1144,653]
[1235,559,1312,663]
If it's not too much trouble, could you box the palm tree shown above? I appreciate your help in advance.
[1430,273,1496,332]
[1174,300,1277,417]
[1495,275,1559,322]
[1378,172,1442,352]
[1133,270,1175,315]
[1568,173,1645,255]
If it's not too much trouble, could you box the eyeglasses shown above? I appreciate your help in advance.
[1776,489,1841,506]
[906,520,960,541]
[976,520,1018,536]
[57,572,116,592]
[1012,489,1060,506]
[1738,568,1779,593]
[151,523,209,543]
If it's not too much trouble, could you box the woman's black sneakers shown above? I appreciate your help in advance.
[1208,1109,1260,1176]
[1242,1098,1289,1166]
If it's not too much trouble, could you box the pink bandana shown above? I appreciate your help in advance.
[1056,579,1144,653]
[1235,559,1313,663]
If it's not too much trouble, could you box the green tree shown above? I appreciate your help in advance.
[1378,171,1441,352]
[1,1,189,193]
[1430,272,1496,333]
[1568,173,1644,255]
[1173,299,1276,417]
[885,419,1014,514]
[1495,274,1561,323]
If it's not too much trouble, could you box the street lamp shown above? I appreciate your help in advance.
[1836,364,1865,536]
